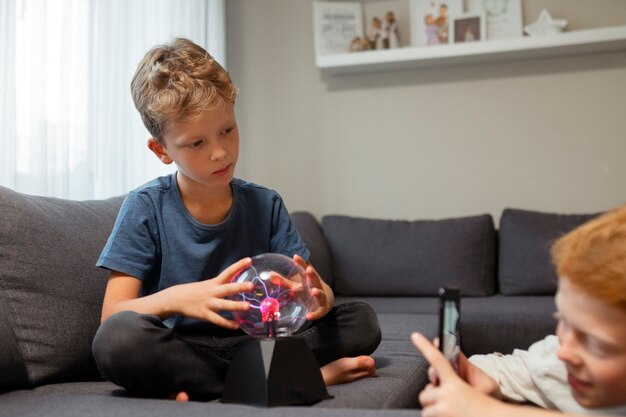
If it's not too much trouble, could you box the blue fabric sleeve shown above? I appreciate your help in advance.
[96,193,158,280]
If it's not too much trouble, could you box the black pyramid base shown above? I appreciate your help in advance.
[221,337,331,407]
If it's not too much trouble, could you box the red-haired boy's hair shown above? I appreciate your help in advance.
[552,205,626,311]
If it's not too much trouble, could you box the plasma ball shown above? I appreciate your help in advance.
[228,253,313,337]
[260,297,280,322]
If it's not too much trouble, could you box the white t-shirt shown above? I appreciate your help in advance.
[469,335,626,415]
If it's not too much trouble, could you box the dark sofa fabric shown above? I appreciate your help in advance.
[0,186,124,388]
[0,300,28,391]
[0,390,423,417]
[498,208,600,295]
[337,296,555,356]
[321,214,496,296]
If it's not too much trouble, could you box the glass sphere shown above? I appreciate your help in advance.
[229,253,314,337]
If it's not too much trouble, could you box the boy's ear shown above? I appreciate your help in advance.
[147,138,173,164]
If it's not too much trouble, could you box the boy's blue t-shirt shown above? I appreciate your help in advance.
[96,173,309,329]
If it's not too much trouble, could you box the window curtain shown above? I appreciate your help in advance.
[0,0,226,200]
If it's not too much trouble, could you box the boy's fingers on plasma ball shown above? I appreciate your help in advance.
[309,287,326,302]
[305,266,323,287]
[267,271,297,288]
[205,311,241,329]
[217,257,252,283]
[213,298,251,312]
[292,254,307,267]
[306,308,324,321]
[270,272,307,292]
[292,255,323,286]
[213,281,255,298]
[306,302,330,321]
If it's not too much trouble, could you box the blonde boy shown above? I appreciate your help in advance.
[412,204,626,416]
[92,38,379,401]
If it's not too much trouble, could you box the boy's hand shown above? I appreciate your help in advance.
[167,257,254,329]
[293,254,334,321]
[457,350,503,399]
[412,332,506,417]
[429,338,502,399]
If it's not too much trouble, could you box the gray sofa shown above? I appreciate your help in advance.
[0,185,598,416]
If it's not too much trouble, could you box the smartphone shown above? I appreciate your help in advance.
[438,287,461,373]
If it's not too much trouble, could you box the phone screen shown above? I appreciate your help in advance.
[438,287,460,372]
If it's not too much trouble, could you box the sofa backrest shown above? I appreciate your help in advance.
[0,186,124,391]
[498,208,600,295]
[293,209,602,298]
[318,214,496,297]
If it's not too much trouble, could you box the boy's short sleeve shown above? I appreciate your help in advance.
[469,335,584,412]
[269,196,310,261]
[96,192,158,280]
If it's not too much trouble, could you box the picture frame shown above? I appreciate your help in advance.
[312,1,365,56]
[450,13,486,43]
[362,0,410,51]
[409,0,464,46]
[467,0,523,40]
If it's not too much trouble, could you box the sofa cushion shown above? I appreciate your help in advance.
[498,208,600,295]
[322,214,496,296]
[323,339,428,409]
[461,295,556,355]
[0,300,28,392]
[290,212,333,287]
[0,186,124,387]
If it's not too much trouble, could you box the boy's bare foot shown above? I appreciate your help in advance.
[321,356,376,386]
[174,391,189,402]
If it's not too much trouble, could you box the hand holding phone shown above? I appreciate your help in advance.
[438,287,461,374]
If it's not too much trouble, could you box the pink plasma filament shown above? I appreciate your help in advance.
[260,297,280,323]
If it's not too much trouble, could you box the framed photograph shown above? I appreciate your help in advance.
[362,0,410,51]
[468,0,523,40]
[450,13,486,43]
[312,1,365,55]
[409,0,464,46]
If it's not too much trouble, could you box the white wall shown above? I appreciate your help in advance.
[226,0,626,222]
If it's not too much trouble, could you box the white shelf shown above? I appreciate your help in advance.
[316,25,626,75]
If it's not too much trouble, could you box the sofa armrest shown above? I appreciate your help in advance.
[290,211,334,288]
[0,185,124,387]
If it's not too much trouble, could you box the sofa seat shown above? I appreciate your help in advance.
[0,389,422,417]
[1,331,430,412]
[0,336,429,416]
[337,295,556,355]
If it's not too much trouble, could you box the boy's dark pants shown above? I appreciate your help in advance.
[92,301,381,400]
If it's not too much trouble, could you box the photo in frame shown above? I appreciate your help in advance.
[362,0,410,50]
[468,0,523,40]
[312,1,365,55]
[409,0,463,46]
[450,13,486,43]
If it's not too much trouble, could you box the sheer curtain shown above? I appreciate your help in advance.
[0,0,226,200]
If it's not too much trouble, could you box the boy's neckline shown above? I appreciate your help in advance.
[171,173,236,229]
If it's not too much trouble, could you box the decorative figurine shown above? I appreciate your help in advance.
[524,9,568,36]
